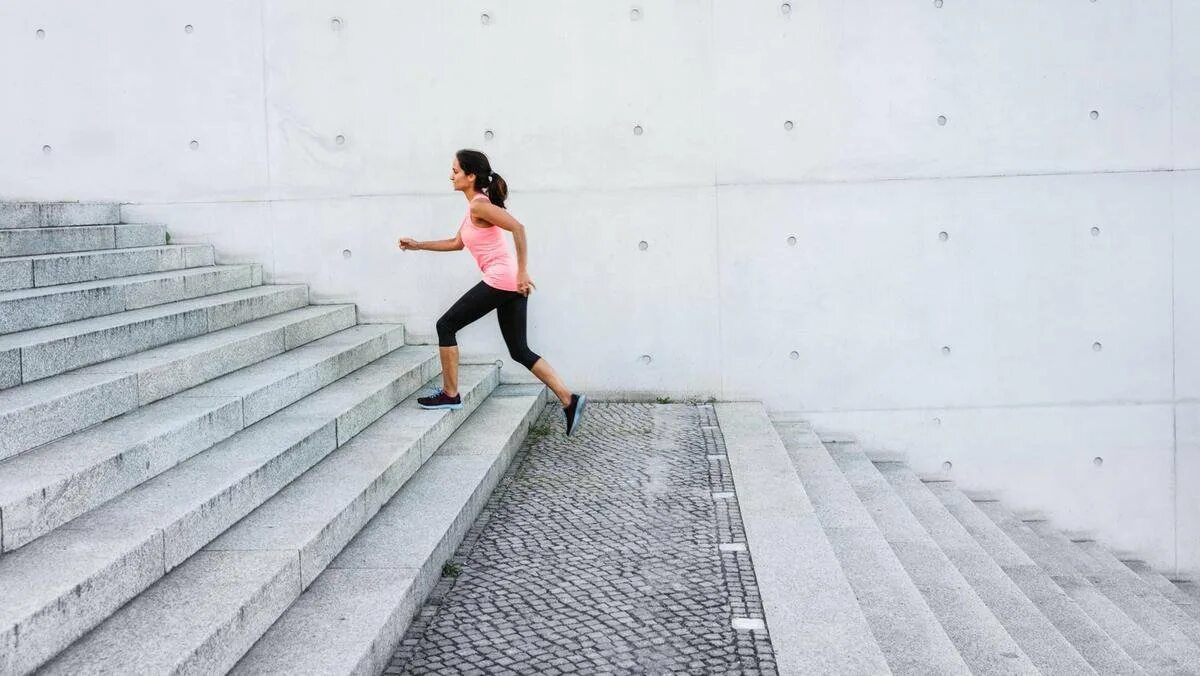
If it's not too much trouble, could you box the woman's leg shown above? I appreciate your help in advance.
[435,282,506,396]
[497,294,572,407]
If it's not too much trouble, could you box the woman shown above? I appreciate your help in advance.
[398,149,587,437]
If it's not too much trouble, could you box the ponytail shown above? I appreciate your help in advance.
[486,172,508,209]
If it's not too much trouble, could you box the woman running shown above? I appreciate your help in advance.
[398,149,587,437]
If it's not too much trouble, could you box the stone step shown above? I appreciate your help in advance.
[822,441,1038,675]
[0,348,441,676]
[927,482,1145,675]
[1026,522,1200,670]
[0,284,309,391]
[1079,545,1200,641]
[0,244,215,292]
[774,423,970,675]
[0,202,120,230]
[0,223,164,258]
[0,264,262,335]
[0,322,401,553]
[872,462,1095,675]
[1123,560,1200,624]
[975,500,1186,674]
[714,411,889,675]
[0,304,356,464]
[231,384,546,676]
[40,366,500,675]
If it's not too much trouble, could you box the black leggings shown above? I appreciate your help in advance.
[436,282,542,371]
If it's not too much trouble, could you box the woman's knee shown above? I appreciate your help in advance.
[435,315,458,347]
[510,349,541,371]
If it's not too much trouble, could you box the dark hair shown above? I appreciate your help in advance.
[456,149,508,208]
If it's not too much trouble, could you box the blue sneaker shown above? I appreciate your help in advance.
[564,393,587,437]
[418,389,462,410]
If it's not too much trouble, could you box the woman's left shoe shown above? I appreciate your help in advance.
[563,393,587,437]
[418,389,463,410]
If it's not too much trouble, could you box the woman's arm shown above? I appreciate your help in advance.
[398,231,464,252]
[471,202,527,272]
[472,201,535,295]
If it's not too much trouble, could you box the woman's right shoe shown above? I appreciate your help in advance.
[564,393,587,437]
[418,389,463,410]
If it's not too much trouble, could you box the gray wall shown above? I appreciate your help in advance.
[2,1,1198,575]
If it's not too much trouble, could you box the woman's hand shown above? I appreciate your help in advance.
[398,237,420,251]
[517,271,536,296]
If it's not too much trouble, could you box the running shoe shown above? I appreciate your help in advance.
[564,393,587,437]
[418,389,463,410]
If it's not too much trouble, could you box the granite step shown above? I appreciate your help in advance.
[0,264,262,335]
[0,304,356,464]
[775,423,970,675]
[716,411,890,675]
[873,462,1095,675]
[0,284,310,391]
[0,202,120,230]
[823,442,1037,675]
[927,482,1145,675]
[1025,522,1200,671]
[232,384,546,675]
[0,223,164,258]
[0,244,215,292]
[1076,544,1200,642]
[1122,560,1200,624]
[40,366,499,675]
[0,322,403,553]
[0,348,441,675]
[975,500,1186,674]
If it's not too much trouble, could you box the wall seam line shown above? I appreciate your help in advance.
[708,0,725,402]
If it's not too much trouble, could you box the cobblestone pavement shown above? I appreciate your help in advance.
[386,403,777,675]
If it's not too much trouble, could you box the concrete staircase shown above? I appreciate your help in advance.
[718,403,1200,676]
[0,203,548,675]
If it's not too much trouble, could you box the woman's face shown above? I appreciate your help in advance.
[450,159,471,191]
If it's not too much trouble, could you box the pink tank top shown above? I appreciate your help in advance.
[459,193,519,292]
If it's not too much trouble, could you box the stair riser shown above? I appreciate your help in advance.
[0,534,164,676]
[38,550,301,676]
[779,432,968,675]
[1077,543,1200,649]
[298,369,499,587]
[0,267,259,335]
[0,224,164,258]
[979,504,1185,673]
[0,245,215,293]
[172,554,301,676]
[0,374,138,464]
[2,358,435,675]
[4,286,309,388]
[231,390,547,676]
[1,399,244,553]
[929,485,1147,674]
[229,331,398,428]
[164,357,439,572]
[0,307,355,464]
[874,465,1094,675]
[0,203,120,230]
[128,305,356,407]
[2,321,395,551]
[162,371,496,671]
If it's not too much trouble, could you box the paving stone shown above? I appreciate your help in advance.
[388,404,777,674]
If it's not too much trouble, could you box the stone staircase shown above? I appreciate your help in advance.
[0,202,548,675]
[718,403,1200,675]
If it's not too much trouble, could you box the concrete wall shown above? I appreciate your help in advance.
[2,0,1197,574]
